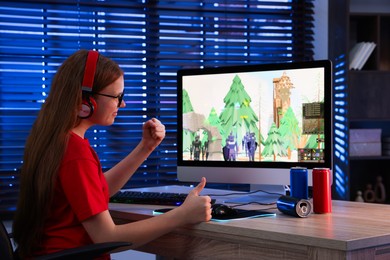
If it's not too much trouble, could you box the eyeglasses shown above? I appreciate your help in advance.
[92,91,125,107]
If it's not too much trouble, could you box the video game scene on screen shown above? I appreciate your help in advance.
[182,68,325,164]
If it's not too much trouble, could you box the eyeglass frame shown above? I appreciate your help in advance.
[92,91,125,107]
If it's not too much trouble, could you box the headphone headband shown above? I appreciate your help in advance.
[78,50,99,119]
[82,50,99,92]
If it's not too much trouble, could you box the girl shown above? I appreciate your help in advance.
[13,49,212,259]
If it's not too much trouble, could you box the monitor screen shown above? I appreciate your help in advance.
[177,60,332,188]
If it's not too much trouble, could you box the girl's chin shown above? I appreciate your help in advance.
[100,119,115,126]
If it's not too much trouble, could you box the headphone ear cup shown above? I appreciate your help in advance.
[78,96,97,119]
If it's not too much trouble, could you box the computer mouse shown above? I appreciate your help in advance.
[211,203,238,218]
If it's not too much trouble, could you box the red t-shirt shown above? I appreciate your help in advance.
[33,132,110,259]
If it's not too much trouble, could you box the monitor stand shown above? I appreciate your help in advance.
[224,184,286,204]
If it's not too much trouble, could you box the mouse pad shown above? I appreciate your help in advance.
[153,208,275,222]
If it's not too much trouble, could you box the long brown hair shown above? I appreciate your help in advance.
[12,49,123,258]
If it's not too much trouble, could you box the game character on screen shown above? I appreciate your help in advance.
[247,132,258,161]
[190,135,202,161]
[202,140,209,161]
[227,132,238,161]
[242,132,250,156]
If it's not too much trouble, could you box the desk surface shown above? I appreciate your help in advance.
[110,185,390,259]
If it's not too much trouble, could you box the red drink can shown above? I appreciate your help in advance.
[312,168,332,213]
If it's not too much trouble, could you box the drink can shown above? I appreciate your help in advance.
[290,167,308,199]
[312,168,332,213]
[277,195,312,218]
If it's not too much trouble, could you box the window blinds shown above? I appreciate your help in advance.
[0,0,314,216]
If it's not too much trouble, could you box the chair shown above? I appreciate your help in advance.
[0,220,131,260]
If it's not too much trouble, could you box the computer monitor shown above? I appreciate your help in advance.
[177,60,332,191]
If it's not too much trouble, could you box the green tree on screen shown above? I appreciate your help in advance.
[182,89,195,151]
[262,122,288,161]
[203,107,225,145]
[219,75,259,143]
[279,107,301,159]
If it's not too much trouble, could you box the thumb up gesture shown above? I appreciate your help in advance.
[179,177,212,223]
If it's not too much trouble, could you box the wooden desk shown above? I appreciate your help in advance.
[110,188,390,260]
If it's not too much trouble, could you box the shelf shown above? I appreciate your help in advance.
[350,0,390,14]
[350,156,390,161]
[349,70,389,75]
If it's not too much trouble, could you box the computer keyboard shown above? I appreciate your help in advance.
[110,190,190,206]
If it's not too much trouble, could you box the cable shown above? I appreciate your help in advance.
[230,205,277,211]
[207,188,284,197]
[229,201,277,207]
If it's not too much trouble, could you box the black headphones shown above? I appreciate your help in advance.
[78,50,99,119]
